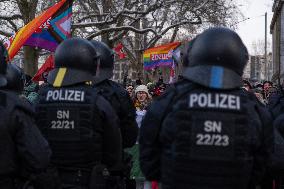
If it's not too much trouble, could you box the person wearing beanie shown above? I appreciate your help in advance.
[128,84,152,189]
[134,85,151,111]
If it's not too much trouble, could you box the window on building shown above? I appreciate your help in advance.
[114,73,120,80]
[114,64,120,71]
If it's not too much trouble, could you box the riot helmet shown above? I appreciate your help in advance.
[90,40,115,83]
[182,27,248,89]
[5,64,25,93]
[0,42,8,87]
[48,38,99,87]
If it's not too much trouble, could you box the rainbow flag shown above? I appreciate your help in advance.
[143,42,181,70]
[6,0,71,60]
[24,0,73,52]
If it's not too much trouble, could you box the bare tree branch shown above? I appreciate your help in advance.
[87,26,158,40]
[147,19,202,49]
[0,30,13,37]
[0,14,22,20]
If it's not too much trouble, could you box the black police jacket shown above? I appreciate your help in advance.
[270,114,284,174]
[95,80,138,148]
[35,83,122,171]
[139,80,273,189]
[0,90,51,187]
[267,92,284,175]
[267,92,284,119]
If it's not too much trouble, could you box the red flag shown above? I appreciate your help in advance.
[32,55,54,82]
[114,43,127,59]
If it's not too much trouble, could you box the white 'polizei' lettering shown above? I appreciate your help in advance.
[46,89,85,102]
[188,93,240,110]
[198,94,207,107]
[219,94,228,109]
[189,94,198,107]
[46,90,53,101]
[66,90,74,101]
[207,94,215,108]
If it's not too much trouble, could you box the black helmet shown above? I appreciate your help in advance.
[48,38,99,87]
[90,40,114,83]
[182,27,248,89]
[0,42,8,87]
[5,64,25,93]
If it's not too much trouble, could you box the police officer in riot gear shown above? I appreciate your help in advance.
[139,27,273,189]
[91,40,138,148]
[35,38,122,189]
[91,40,138,188]
[0,42,51,188]
[266,80,284,189]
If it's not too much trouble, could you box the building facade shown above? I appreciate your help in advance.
[112,59,138,84]
[243,54,272,82]
[271,0,283,81]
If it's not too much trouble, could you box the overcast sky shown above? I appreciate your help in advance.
[236,0,273,54]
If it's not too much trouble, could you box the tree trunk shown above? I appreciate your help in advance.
[101,33,112,47]
[23,46,39,77]
[101,0,113,47]
[170,26,179,43]
[17,0,39,76]
[136,52,144,81]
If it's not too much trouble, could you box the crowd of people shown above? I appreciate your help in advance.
[1,27,284,189]
[242,80,275,105]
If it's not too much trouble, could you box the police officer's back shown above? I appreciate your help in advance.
[0,42,51,188]
[35,38,122,189]
[91,40,138,149]
[266,82,284,188]
[139,28,272,189]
